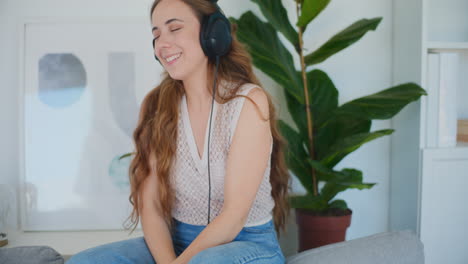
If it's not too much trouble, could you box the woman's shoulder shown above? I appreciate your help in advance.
[220,82,262,101]
[237,83,268,109]
[227,82,269,120]
[220,81,265,108]
[237,82,262,95]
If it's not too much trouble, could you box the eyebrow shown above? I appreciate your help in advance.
[152,18,184,32]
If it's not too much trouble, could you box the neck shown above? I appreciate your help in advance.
[182,64,215,112]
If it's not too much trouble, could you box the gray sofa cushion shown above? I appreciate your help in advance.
[0,246,64,264]
[286,230,424,264]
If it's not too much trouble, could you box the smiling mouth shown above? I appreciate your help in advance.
[165,53,182,64]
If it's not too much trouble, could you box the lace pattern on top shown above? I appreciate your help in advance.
[171,82,274,227]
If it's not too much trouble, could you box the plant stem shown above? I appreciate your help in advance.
[296,1,318,196]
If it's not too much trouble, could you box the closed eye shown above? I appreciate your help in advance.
[153,28,182,41]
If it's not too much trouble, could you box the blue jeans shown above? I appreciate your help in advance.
[67,218,285,264]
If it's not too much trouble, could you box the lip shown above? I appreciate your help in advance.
[164,52,182,66]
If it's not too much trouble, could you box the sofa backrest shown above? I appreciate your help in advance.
[286,230,424,264]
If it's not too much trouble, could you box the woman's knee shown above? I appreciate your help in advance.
[187,242,249,264]
[67,246,135,264]
[187,242,284,264]
[66,237,154,264]
[188,247,221,264]
[66,248,103,264]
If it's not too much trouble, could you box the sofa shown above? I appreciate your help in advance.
[0,230,424,264]
[285,230,424,264]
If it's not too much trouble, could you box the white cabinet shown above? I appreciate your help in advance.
[420,148,468,264]
[391,0,468,263]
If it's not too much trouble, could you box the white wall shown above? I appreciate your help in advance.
[389,0,423,233]
[0,0,394,255]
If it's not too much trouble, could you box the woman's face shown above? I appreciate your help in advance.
[151,0,208,81]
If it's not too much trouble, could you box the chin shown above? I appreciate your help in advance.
[167,70,185,81]
[166,58,205,81]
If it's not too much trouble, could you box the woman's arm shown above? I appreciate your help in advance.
[140,159,177,264]
[172,87,272,264]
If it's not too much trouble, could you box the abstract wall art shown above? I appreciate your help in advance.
[20,19,163,231]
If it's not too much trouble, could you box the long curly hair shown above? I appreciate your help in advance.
[125,0,291,236]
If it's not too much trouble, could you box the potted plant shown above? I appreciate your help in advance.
[229,0,426,251]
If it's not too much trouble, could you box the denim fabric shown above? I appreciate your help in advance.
[66,218,285,264]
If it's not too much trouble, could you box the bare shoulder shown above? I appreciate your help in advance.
[243,85,270,121]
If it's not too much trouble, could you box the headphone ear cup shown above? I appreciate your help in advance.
[200,11,232,61]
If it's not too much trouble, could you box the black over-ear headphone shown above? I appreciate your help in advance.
[152,0,232,63]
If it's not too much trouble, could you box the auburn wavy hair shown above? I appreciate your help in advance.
[125,0,291,236]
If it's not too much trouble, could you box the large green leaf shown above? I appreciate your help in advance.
[336,83,428,120]
[307,158,341,182]
[251,0,300,51]
[314,83,426,160]
[304,17,382,66]
[278,120,313,194]
[297,0,331,31]
[307,158,354,182]
[289,194,328,210]
[320,183,348,202]
[320,169,375,202]
[310,165,373,210]
[320,129,394,167]
[308,158,333,172]
[284,69,338,148]
[308,160,374,186]
[305,70,339,127]
[284,90,309,142]
[329,199,348,209]
[315,114,371,160]
[230,12,303,103]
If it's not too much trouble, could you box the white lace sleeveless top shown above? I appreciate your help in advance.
[171,83,274,227]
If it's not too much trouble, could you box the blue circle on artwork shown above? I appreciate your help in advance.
[108,153,132,192]
[38,53,86,108]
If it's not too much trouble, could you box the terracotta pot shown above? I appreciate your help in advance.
[295,208,352,252]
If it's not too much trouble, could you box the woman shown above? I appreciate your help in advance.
[67,0,290,263]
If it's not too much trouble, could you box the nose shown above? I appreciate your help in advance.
[153,32,172,59]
